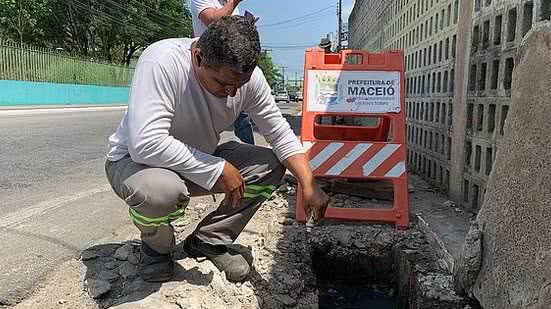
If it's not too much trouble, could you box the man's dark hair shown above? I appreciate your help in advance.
[196,15,261,74]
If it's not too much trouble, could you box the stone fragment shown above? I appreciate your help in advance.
[453,221,482,296]
[127,253,140,265]
[98,270,120,283]
[86,279,112,299]
[118,261,139,279]
[97,246,117,257]
[104,261,118,270]
[353,239,366,248]
[277,184,290,193]
[273,294,297,306]
[58,299,67,304]
[113,243,134,261]
[441,200,455,208]
[80,250,98,261]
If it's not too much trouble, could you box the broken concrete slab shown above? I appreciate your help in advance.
[470,22,551,309]
[112,243,134,261]
[453,221,482,297]
[85,279,111,299]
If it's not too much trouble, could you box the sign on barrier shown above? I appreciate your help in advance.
[297,48,410,230]
[307,70,402,113]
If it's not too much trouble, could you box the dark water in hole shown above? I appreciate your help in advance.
[318,280,401,309]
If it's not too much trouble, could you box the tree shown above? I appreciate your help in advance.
[39,0,192,63]
[257,51,281,88]
[0,0,49,45]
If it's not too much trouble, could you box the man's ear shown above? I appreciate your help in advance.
[193,48,203,67]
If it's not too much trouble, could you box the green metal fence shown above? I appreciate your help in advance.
[0,39,134,87]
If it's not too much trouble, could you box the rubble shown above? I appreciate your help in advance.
[112,243,134,261]
[74,180,477,309]
[453,221,482,297]
[85,279,112,299]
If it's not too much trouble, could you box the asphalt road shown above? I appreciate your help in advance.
[0,102,302,305]
[0,108,136,304]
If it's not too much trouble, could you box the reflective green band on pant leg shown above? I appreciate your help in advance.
[243,191,272,199]
[129,209,165,227]
[244,184,276,200]
[128,207,186,227]
[246,184,276,192]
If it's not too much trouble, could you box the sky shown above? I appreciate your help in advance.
[239,0,355,82]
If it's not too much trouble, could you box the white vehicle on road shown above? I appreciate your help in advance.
[274,90,290,103]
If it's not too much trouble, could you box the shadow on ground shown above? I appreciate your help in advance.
[80,241,213,308]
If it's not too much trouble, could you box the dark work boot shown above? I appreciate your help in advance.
[139,242,174,283]
[183,236,250,282]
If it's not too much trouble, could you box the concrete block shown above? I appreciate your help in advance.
[471,22,551,309]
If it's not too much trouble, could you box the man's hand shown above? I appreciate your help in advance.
[216,161,244,208]
[283,153,329,223]
[301,180,329,224]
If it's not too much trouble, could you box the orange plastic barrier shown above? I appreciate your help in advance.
[296,48,409,230]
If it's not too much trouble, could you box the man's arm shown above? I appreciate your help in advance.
[284,153,329,223]
[244,69,329,220]
[197,0,241,26]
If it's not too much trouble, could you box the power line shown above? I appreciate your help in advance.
[262,45,315,50]
[263,42,318,47]
[124,0,186,26]
[256,12,334,32]
[68,0,152,34]
[66,0,182,36]
[100,0,183,33]
[257,5,336,28]
[259,13,333,30]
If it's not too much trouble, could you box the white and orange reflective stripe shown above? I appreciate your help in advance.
[303,141,407,178]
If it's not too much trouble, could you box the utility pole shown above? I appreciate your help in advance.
[337,0,343,50]
[280,66,286,90]
[295,72,298,89]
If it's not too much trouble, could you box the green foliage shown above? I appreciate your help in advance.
[0,0,48,45]
[257,52,281,88]
[0,0,192,65]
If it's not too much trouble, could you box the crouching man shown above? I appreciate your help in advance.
[105,16,328,283]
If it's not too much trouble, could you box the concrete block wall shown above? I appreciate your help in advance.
[462,0,550,211]
[348,0,551,211]
[348,0,461,194]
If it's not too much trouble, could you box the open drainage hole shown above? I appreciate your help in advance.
[312,245,404,309]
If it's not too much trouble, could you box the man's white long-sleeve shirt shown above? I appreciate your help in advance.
[107,38,302,190]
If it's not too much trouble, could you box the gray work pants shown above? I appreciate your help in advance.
[105,141,286,254]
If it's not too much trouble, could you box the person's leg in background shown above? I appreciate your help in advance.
[233,112,255,145]
[184,141,286,281]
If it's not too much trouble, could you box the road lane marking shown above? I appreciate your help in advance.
[1,185,112,228]
[0,106,127,116]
